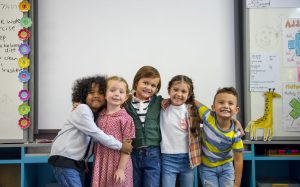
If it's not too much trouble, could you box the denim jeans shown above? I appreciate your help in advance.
[199,162,234,187]
[161,153,195,187]
[132,146,161,187]
[52,166,84,187]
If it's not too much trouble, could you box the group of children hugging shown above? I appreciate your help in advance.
[48,66,244,187]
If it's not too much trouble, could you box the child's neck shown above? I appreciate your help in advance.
[216,117,232,131]
[106,104,121,115]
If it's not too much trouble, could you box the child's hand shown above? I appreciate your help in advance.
[232,119,245,136]
[161,99,170,110]
[194,99,201,108]
[114,168,125,183]
[121,139,132,154]
[72,102,80,111]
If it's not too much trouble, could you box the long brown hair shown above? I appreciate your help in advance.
[168,75,201,136]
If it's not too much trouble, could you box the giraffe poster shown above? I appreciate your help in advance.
[282,18,300,67]
[283,83,300,131]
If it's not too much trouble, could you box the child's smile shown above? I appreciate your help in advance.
[169,82,189,106]
[86,83,105,112]
[212,93,239,120]
[135,77,160,100]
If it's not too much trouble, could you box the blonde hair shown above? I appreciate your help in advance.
[106,76,130,95]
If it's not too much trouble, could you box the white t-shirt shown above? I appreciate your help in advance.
[160,104,189,154]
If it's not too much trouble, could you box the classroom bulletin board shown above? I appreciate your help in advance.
[0,0,32,143]
[244,0,300,140]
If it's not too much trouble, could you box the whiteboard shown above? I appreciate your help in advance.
[0,0,26,142]
[244,7,300,139]
[38,0,237,129]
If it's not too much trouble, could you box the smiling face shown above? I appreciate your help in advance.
[105,79,128,108]
[212,92,239,120]
[168,81,190,106]
[86,83,105,112]
[135,77,160,100]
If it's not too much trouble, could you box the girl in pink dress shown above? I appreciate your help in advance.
[92,76,135,187]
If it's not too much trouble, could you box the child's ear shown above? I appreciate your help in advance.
[234,106,240,114]
[211,104,216,112]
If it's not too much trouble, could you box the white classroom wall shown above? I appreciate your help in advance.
[38,0,236,129]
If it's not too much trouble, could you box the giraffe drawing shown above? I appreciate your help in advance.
[245,89,281,141]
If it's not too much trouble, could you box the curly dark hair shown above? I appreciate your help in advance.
[71,75,107,105]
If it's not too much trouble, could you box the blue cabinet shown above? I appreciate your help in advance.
[244,141,300,187]
[0,142,299,187]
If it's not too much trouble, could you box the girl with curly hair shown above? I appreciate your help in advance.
[48,75,132,187]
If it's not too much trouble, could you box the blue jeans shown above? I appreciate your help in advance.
[52,166,84,187]
[132,146,161,187]
[161,153,195,187]
[199,162,234,187]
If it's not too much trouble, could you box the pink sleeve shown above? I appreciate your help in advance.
[120,114,135,140]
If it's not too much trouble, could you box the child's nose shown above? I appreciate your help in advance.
[145,84,152,89]
[93,92,101,97]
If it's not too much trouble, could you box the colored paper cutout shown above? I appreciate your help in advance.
[18,57,30,69]
[18,89,30,101]
[289,98,300,120]
[18,29,30,40]
[288,33,300,56]
[18,103,30,116]
[19,43,30,55]
[18,117,31,129]
[19,1,31,12]
[20,16,32,28]
[245,89,281,141]
[18,70,30,83]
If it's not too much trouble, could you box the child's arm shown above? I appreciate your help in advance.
[195,99,245,136]
[72,104,132,153]
[114,152,130,183]
[233,151,243,187]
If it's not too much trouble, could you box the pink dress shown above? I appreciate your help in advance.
[91,108,135,187]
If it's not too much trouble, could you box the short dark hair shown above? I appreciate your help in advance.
[71,75,106,104]
[213,87,238,104]
[132,66,161,93]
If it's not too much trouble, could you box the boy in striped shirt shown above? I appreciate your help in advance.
[197,87,243,187]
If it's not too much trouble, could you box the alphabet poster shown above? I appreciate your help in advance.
[282,18,300,66]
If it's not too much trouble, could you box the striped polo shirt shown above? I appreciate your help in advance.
[198,104,243,167]
[131,96,150,127]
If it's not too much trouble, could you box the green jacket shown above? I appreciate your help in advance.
[125,95,162,148]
